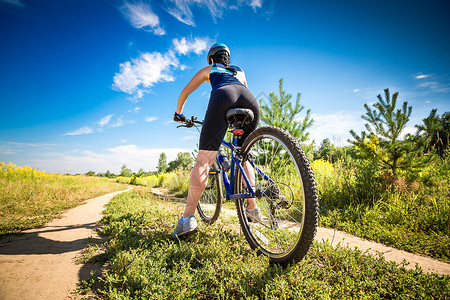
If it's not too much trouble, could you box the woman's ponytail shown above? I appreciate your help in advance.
[225,66,237,75]
[211,52,237,75]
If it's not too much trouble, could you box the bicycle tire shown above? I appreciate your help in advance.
[235,126,319,265]
[197,162,222,225]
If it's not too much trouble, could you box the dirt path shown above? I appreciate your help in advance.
[152,187,450,276]
[0,188,130,300]
[0,186,448,300]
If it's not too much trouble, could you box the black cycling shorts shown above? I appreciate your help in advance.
[199,84,260,151]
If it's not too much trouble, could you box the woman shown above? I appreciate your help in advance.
[172,43,261,237]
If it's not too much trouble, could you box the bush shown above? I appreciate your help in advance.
[316,154,450,262]
[163,171,190,197]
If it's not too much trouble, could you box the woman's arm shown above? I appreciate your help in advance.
[176,65,211,114]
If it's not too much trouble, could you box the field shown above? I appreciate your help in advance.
[0,162,125,235]
[115,155,450,264]
[1,160,449,298]
[75,188,449,299]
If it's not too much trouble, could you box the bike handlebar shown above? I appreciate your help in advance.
[176,116,203,128]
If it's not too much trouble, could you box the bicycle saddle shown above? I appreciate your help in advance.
[225,108,254,128]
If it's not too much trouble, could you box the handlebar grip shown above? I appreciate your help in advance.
[176,116,203,128]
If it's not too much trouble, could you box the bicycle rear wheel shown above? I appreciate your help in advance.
[197,162,222,225]
[235,126,319,265]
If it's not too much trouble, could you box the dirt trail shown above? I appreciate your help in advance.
[152,187,450,276]
[0,186,448,300]
[0,188,130,300]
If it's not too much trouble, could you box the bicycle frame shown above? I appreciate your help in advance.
[219,135,276,201]
[181,117,277,201]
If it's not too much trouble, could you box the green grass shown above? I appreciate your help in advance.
[313,158,450,263]
[89,188,449,299]
[0,162,126,235]
[118,158,450,264]
[116,171,190,197]
[320,194,450,264]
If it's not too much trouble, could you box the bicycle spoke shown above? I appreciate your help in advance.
[197,163,222,225]
[235,126,319,264]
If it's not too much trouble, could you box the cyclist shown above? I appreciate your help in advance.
[173,43,261,237]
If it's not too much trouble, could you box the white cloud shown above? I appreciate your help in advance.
[173,37,209,55]
[7,142,56,148]
[414,73,431,80]
[0,149,16,155]
[111,117,125,128]
[418,81,439,89]
[145,116,158,122]
[183,135,198,140]
[128,106,142,113]
[166,0,196,26]
[120,1,165,35]
[98,114,114,127]
[413,73,450,93]
[306,111,365,146]
[64,115,132,136]
[30,145,190,174]
[127,90,149,102]
[399,126,416,140]
[250,0,263,10]
[0,142,55,155]
[353,89,360,93]
[0,0,25,7]
[64,126,94,136]
[307,112,419,146]
[112,36,210,99]
[112,51,179,96]
[166,0,263,26]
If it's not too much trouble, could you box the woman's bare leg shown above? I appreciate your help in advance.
[183,150,218,218]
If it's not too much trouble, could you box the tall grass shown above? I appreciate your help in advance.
[0,162,124,235]
[312,157,450,263]
[84,189,449,299]
[116,171,190,197]
[115,156,450,262]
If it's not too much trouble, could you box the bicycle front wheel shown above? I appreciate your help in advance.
[235,126,319,265]
[197,162,222,225]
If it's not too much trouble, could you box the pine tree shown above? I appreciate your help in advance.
[349,88,412,177]
[415,109,450,158]
[157,152,167,173]
[259,79,313,143]
[120,164,133,177]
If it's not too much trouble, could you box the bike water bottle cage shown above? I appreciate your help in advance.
[225,108,254,129]
[218,148,231,172]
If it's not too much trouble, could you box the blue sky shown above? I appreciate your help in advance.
[1,0,449,174]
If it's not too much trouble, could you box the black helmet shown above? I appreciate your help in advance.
[207,43,230,64]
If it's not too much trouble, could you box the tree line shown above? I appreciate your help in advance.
[257,79,449,179]
[87,79,449,179]
[85,152,194,178]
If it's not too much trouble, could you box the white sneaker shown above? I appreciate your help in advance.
[172,216,198,238]
[246,207,262,222]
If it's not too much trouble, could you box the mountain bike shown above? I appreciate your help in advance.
[178,108,319,265]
